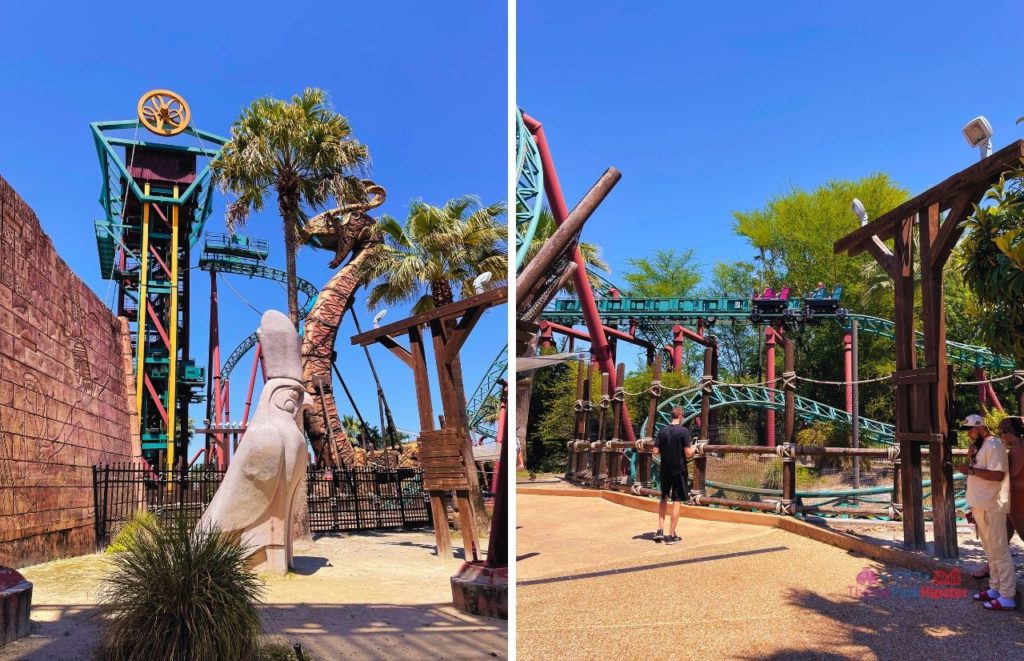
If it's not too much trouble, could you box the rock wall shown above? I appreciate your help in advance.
[0,175,139,568]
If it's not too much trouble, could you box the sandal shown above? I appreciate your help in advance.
[973,590,997,602]
[983,599,1017,611]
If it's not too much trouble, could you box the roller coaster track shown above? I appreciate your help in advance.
[543,294,1014,370]
[647,382,895,445]
[198,257,319,379]
[515,109,544,272]
[466,345,508,439]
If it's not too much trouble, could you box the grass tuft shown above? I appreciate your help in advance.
[98,516,265,660]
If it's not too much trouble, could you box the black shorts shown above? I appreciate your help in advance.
[661,473,688,503]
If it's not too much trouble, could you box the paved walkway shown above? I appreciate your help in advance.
[516,492,1024,661]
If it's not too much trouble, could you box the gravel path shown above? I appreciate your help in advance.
[4,530,506,660]
[517,493,1024,660]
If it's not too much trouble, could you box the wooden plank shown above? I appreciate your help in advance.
[424,478,471,491]
[442,305,485,364]
[417,447,464,459]
[895,432,944,443]
[407,325,435,431]
[891,367,938,385]
[930,191,977,269]
[352,288,507,346]
[455,491,479,562]
[834,140,1024,256]
[901,441,926,551]
[427,493,453,558]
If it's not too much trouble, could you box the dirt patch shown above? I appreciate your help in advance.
[3,530,506,660]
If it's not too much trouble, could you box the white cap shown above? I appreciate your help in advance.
[960,414,985,429]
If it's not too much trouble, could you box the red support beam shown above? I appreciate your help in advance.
[523,112,635,444]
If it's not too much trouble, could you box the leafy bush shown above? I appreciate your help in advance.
[106,510,159,554]
[98,516,265,660]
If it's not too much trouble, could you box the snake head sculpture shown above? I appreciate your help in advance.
[298,180,386,269]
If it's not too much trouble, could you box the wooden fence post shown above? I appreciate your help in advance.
[780,338,796,515]
[594,372,611,487]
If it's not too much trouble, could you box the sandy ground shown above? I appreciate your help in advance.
[516,492,1024,661]
[3,530,506,660]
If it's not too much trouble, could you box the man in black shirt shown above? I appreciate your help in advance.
[652,406,694,544]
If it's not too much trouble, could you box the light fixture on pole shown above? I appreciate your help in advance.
[851,198,892,257]
[962,116,993,160]
[851,198,869,227]
[472,271,493,294]
[372,309,387,329]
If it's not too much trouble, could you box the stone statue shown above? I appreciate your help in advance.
[200,310,313,574]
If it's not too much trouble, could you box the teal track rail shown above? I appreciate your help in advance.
[542,294,1014,370]
[466,345,508,440]
[515,109,544,272]
[198,256,319,378]
[647,382,895,445]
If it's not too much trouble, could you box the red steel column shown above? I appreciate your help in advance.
[539,322,555,351]
[523,113,635,442]
[671,325,685,372]
[766,326,777,448]
[843,332,853,413]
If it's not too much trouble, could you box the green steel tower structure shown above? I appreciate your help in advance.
[92,90,227,469]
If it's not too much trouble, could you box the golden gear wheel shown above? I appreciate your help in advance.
[137,89,191,136]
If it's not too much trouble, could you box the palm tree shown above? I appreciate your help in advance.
[363,196,507,311]
[212,88,368,327]
[361,196,506,529]
[520,208,610,295]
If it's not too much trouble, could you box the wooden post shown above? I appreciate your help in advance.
[693,347,714,498]
[781,338,796,514]
[595,372,610,487]
[570,358,586,480]
[607,363,626,487]
[639,355,662,487]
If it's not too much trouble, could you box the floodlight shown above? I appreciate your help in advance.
[473,271,493,291]
[372,309,387,328]
[962,116,993,159]
[851,199,869,226]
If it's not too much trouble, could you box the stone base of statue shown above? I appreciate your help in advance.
[0,568,32,646]
[450,562,507,619]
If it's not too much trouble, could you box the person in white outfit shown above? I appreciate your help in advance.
[957,414,1016,611]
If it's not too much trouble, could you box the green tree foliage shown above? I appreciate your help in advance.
[732,174,908,315]
[214,88,369,327]
[961,170,1024,362]
[622,248,703,298]
[361,196,506,312]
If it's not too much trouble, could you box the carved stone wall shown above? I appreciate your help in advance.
[0,175,138,568]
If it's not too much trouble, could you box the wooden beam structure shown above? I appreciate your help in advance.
[351,287,508,560]
[833,140,1024,559]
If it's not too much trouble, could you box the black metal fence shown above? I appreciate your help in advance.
[93,463,432,549]
[306,467,432,533]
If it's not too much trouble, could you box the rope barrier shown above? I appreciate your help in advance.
[955,373,1017,386]
[796,375,891,385]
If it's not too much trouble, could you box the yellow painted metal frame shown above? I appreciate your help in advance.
[166,186,180,470]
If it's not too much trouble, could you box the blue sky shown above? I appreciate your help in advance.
[518,0,1023,367]
[0,1,506,457]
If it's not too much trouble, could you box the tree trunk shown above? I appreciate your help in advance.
[278,175,301,329]
[302,248,376,468]
[429,280,491,531]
